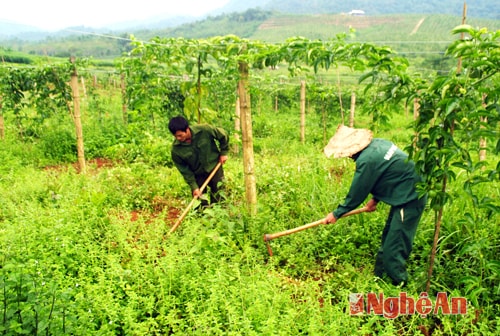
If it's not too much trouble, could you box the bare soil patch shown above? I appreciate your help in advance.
[43,158,117,173]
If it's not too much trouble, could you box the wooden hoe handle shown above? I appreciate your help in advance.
[169,162,222,234]
[263,206,369,242]
[263,207,369,256]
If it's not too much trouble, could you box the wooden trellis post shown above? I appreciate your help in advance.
[69,57,86,174]
[349,91,356,127]
[238,60,257,214]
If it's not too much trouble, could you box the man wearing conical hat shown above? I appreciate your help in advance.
[323,124,427,287]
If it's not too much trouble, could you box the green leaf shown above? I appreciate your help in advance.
[451,24,475,36]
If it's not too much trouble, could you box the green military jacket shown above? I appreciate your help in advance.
[333,138,421,219]
[171,124,229,191]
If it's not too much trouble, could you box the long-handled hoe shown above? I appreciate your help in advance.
[263,206,369,256]
[169,162,222,235]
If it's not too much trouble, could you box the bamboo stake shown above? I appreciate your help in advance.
[349,91,356,127]
[238,59,257,214]
[300,80,306,143]
[70,57,86,174]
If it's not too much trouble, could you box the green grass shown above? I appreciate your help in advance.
[1,91,498,334]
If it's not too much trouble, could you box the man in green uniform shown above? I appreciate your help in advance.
[323,125,427,286]
[168,116,229,206]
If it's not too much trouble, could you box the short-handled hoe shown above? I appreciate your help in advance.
[263,206,369,256]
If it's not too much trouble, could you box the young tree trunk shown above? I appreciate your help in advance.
[426,179,447,292]
[300,80,306,143]
[479,95,487,161]
[424,6,467,281]
[121,74,128,125]
[428,3,468,291]
[238,61,257,214]
[413,98,420,120]
[70,58,86,174]
[426,121,455,292]
[337,68,344,124]
[413,98,420,149]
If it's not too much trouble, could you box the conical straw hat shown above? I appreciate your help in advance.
[324,124,373,158]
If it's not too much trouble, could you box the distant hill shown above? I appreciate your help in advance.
[1,0,497,41]
[0,0,498,61]
[215,0,498,20]
[0,15,196,41]
[0,21,45,40]
[2,10,497,62]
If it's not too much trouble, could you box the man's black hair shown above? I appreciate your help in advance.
[168,116,189,135]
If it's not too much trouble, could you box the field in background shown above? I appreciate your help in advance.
[2,12,499,64]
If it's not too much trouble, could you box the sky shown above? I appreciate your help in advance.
[1,0,231,31]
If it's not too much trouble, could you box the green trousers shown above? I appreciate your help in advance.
[374,196,427,286]
[195,166,225,206]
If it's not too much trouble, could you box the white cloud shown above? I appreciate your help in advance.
[1,0,230,30]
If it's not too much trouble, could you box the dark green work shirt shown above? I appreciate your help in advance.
[171,124,229,191]
[333,138,421,219]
